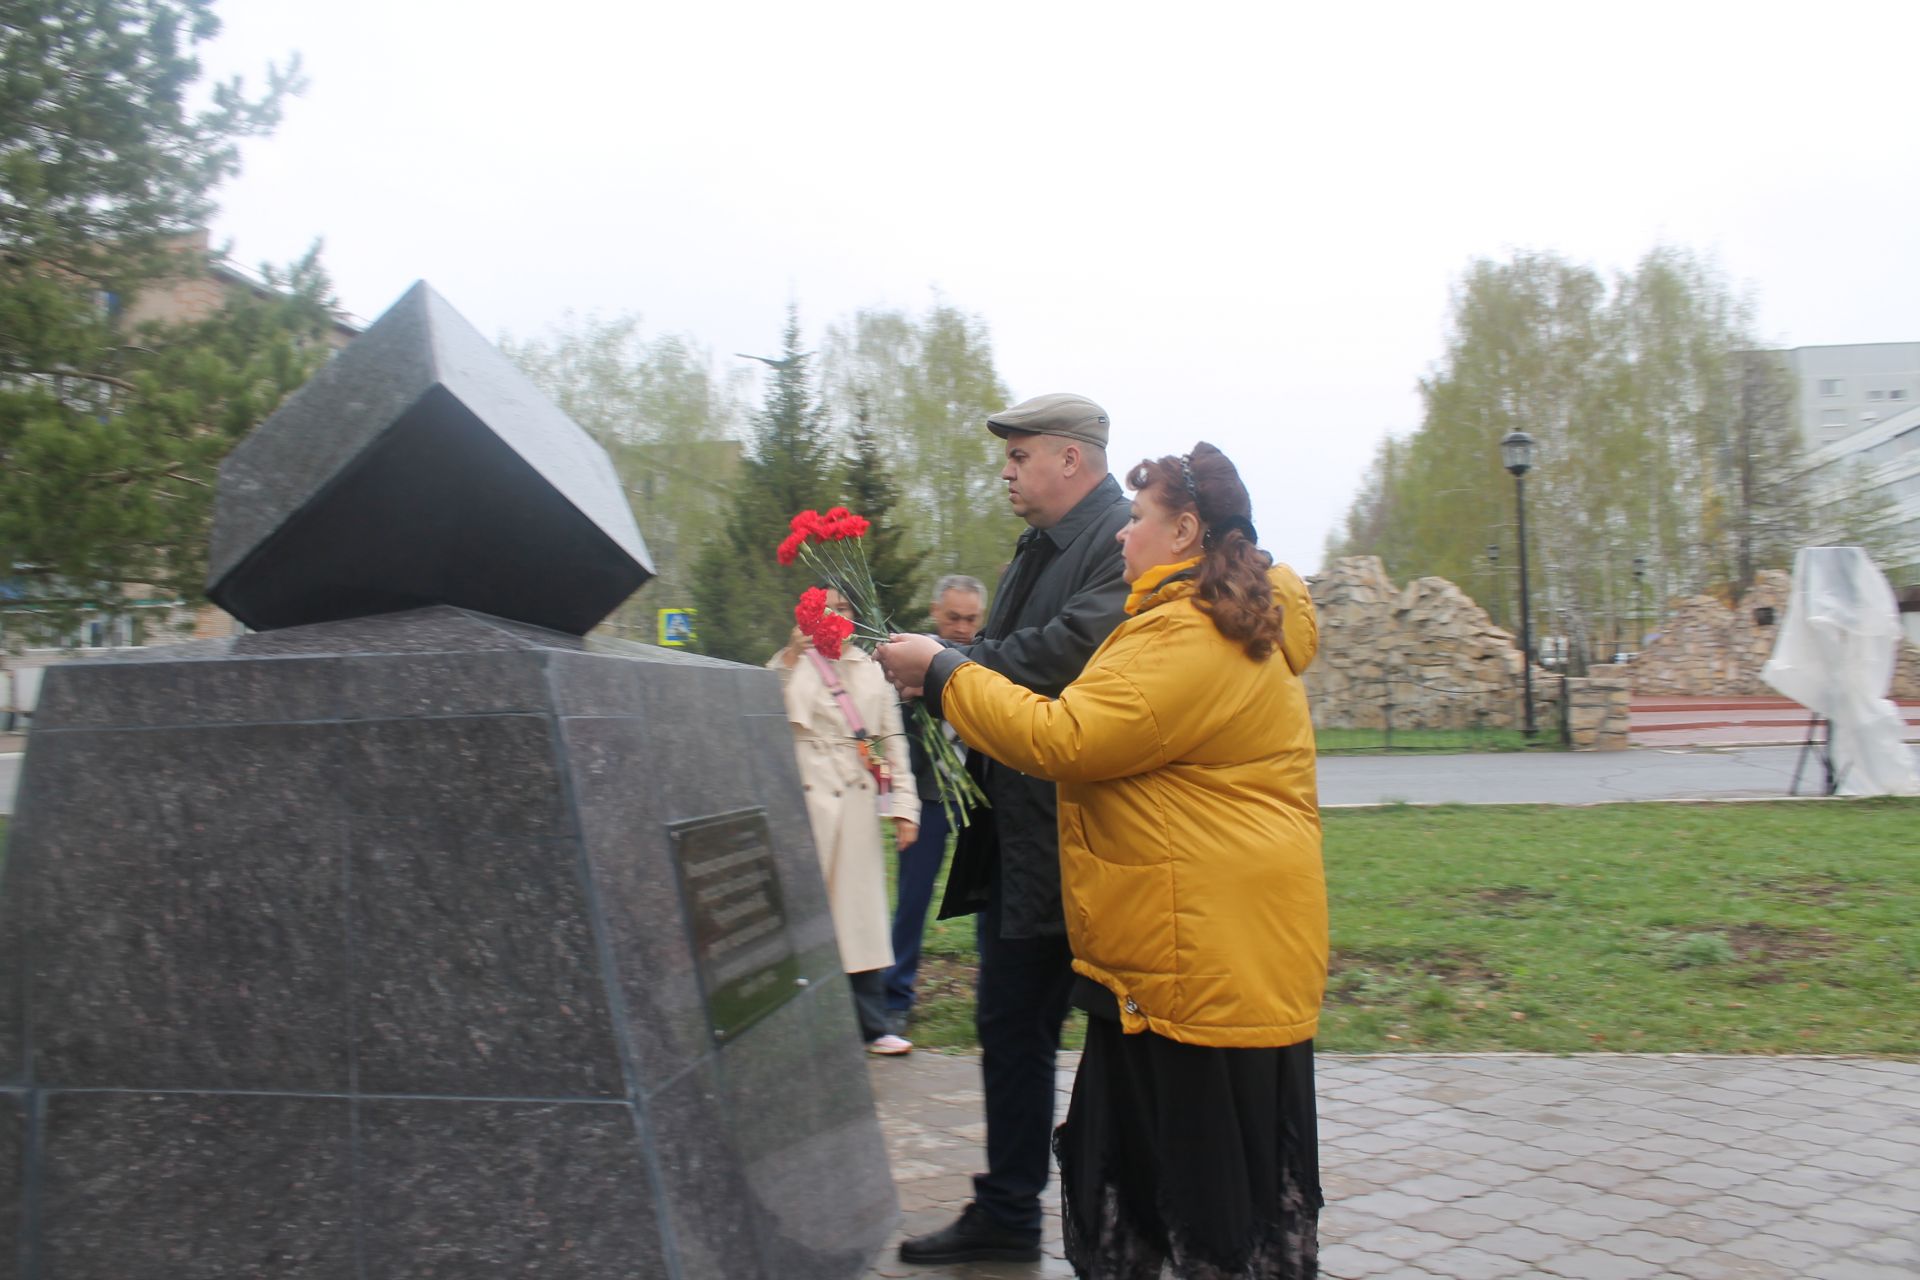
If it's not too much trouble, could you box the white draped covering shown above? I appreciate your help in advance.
[1761,547,1920,796]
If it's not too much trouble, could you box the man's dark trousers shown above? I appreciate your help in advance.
[917,472,1133,1241]
[972,867,1076,1232]
[884,797,952,1017]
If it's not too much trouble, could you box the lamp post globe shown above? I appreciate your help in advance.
[1501,429,1535,477]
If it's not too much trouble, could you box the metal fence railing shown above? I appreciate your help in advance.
[1308,669,1548,753]
[1537,636,1643,678]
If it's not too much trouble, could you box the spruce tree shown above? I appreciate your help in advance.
[842,394,929,626]
[689,305,838,662]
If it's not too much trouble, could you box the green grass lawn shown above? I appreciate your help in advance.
[900,799,1920,1057]
[1315,726,1535,754]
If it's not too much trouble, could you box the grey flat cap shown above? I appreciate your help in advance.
[986,392,1109,448]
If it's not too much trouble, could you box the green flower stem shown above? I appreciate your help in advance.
[793,535,987,826]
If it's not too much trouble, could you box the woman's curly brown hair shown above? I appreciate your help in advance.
[1126,442,1284,661]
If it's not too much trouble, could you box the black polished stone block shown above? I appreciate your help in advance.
[352,823,622,1098]
[725,984,896,1280]
[38,1092,355,1278]
[543,644,739,720]
[641,1062,765,1280]
[787,980,897,1278]
[561,715,740,1087]
[0,862,20,1086]
[552,656,839,990]
[358,1099,667,1277]
[206,282,652,635]
[33,608,623,731]
[17,725,350,1091]
[336,713,567,835]
[740,706,841,980]
[0,1092,19,1279]
[2,609,894,1276]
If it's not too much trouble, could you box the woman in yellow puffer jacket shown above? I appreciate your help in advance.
[880,442,1326,1280]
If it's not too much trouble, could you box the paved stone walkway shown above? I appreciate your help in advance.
[863,1050,1920,1279]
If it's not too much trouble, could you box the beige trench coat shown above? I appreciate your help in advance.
[769,644,920,974]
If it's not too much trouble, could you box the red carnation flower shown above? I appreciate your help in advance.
[774,508,984,824]
[812,612,855,659]
[814,508,870,541]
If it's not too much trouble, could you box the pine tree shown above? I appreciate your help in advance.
[1,1,302,281]
[1,1,329,641]
[689,305,839,663]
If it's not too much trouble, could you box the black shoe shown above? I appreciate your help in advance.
[898,1202,1041,1264]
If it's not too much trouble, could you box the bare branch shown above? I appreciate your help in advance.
[22,367,136,393]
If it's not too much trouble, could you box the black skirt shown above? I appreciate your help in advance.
[1055,1003,1322,1280]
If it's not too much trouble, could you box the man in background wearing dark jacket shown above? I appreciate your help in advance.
[883,572,988,1034]
[878,393,1131,1264]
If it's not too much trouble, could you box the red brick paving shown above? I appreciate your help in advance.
[1630,696,1920,748]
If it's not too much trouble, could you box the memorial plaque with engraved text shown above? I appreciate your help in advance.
[668,810,802,1042]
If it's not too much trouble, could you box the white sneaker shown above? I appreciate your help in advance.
[867,1034,913,1056]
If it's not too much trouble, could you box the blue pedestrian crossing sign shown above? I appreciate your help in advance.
[657,608,696,647]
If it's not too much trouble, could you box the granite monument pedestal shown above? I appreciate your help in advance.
[1,608,895,1277]
[1,280,897,1277]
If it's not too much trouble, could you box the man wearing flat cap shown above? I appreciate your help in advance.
[879,393,1131,1264]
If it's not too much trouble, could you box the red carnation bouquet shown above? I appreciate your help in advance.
[782,507,987,828]
[792,586,856,659]
[779,508,878,657]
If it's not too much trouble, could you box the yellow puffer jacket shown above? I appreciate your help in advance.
[938,558,1326,1048]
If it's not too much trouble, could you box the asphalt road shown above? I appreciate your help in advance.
[1316,742,1831,807]
[1,743,1856,820]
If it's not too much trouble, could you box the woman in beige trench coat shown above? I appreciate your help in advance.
[770,590,921,1054]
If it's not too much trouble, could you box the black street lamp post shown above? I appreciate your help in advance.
[1501,430,1537,738]
[1632,555,1648,649]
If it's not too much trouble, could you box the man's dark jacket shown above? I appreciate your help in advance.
[906,705,939,799]
[927,474,1131,939]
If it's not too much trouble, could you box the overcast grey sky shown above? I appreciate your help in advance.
[201,0,1920,574]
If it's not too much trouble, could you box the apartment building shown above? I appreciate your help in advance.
[1785,342,1920,450]
[1782,343,1920,588]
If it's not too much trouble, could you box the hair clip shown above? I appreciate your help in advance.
[1202,515,1258,551]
